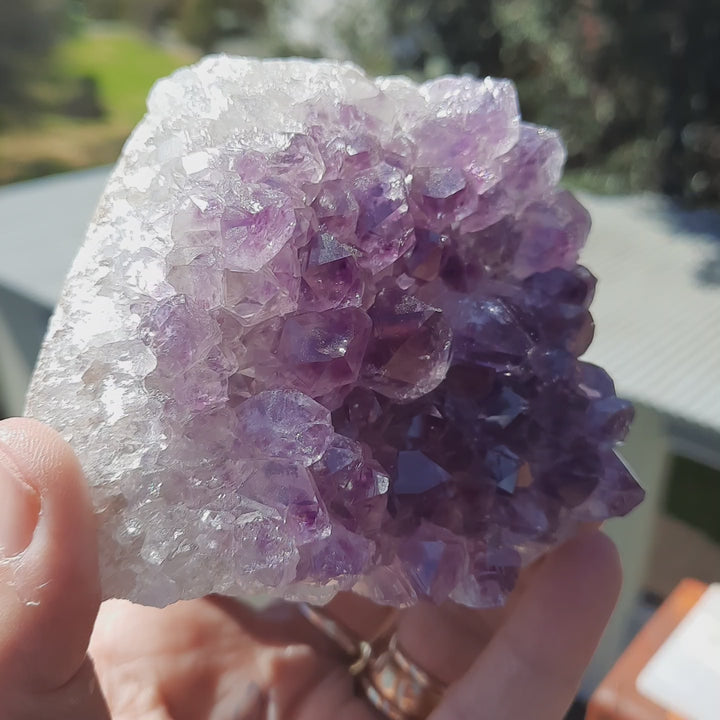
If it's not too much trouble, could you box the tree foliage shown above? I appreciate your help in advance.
[0,0,70,112]
[4,0,719,203]
[177,0,266,49]
[81,0,125,17]
[177,0,220,51]
[82,0,174,28]
[386,0,720,204]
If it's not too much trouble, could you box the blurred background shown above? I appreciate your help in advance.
[1,0,720,197]
[0,1,719,717]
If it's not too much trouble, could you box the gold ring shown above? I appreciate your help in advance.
[358,634,446,720]
[298,603,373,675]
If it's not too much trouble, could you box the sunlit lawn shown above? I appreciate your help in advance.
[60,29,197,126]
[0,28,198,184]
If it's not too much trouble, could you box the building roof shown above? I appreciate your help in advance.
[1,170,718,436]
[0,167,110,308]
[579,192,720,440]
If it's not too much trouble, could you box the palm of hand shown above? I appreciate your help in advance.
[89,596,363,720]
[89,526,618,720]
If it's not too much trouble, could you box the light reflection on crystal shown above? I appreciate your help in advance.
[26,57,644,609]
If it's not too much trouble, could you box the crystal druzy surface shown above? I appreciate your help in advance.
[26,57,644,608]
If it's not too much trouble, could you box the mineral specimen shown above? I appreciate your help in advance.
[26,57,644,608]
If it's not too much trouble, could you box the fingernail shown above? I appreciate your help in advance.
[0,451,41,558]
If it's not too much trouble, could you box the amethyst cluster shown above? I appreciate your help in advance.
[26,57,643,608]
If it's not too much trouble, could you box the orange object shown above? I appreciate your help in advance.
[586,579,709,720]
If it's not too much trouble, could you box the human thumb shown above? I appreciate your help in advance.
[0,418,109,719]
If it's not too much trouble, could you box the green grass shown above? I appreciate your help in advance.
[58,30,195,126]
[665,456,720,544]
[0,28,197,185]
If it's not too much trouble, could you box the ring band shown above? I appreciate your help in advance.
[298,603,372,675]
[298,603,446,719]
[359,634,445,720]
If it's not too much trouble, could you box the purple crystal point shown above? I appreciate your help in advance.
[403,228,448,282]
[414,76,520,166]
[235,390,333,465]
[500,124,566,202]
[299,232,365,311]
[311,434,389,535]
[312,182,360,239]
[351,163,415,271]
[446,294,533,370]
[239,459,330,544]
[224,244,301,327]
[395,524,467,604]
[221,183,298,271]
[26,57,644,609]
[396,450,452,495]
[363,286,452,400]
[512,191,592,278]
[278,308,371,398]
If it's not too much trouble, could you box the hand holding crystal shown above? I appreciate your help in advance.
[0,418,620,720]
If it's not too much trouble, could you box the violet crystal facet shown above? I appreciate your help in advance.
[26,57,644,608]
